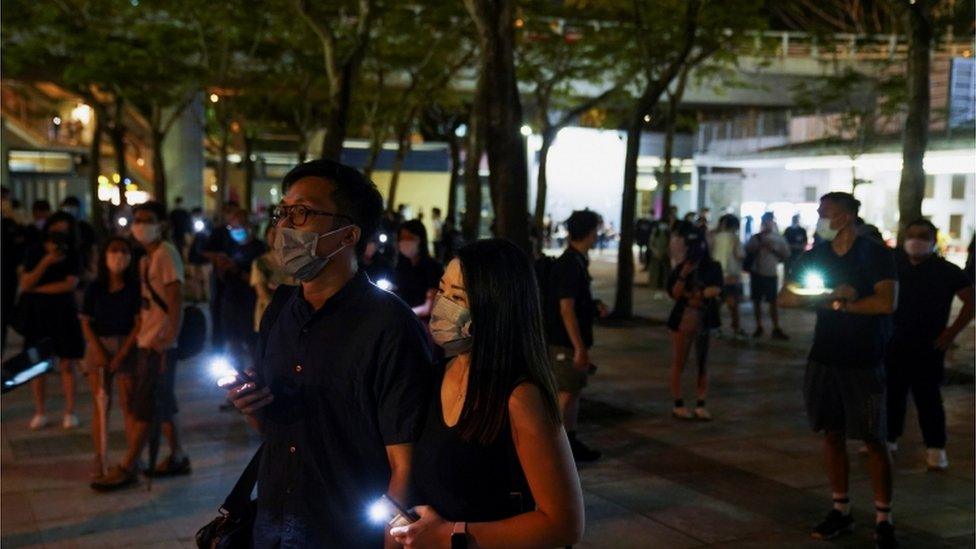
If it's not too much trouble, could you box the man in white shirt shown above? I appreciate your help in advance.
[93,200,189,490]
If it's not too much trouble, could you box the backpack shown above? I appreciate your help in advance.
[534,254,557,304]
[143,261,206,360]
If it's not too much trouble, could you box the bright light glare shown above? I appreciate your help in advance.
[804,272,825,290]
[193,219,206,233]
[209,93,220,103]
[378,233,388,244]
[520,124,532,137]
[368,499,393,524]
[118,217,128,227]
[4,361,50,389]
[376,278,393,291]
[210,356,236,382]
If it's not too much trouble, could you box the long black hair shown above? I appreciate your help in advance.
[455,238,561,445]
[96,236,138,289]
[399,219,430,259]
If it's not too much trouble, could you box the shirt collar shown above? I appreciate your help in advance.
[293,269,370,322]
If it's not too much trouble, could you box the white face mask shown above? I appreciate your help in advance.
[106,251,131,274]
[815,218,840,242]
[273,225,349,281]
[904,238,934,259]
[132,222,161,246]
[429,296,473,357]
[398,240,420,259]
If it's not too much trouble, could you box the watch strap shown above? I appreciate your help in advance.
[451,522,467,549]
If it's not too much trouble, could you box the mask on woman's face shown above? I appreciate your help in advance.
[229,226,248,244]
[904,238,934,259]
[398,240,420,259]
[429,296,473,357]
[106,251,131,274]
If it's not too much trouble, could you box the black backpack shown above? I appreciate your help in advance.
[143,262,206,360]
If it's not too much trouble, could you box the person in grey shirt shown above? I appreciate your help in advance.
[746,212,790,340]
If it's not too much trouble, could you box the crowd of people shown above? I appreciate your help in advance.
[1,157,973,547]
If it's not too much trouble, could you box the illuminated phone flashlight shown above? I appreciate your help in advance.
[117,217,128,228]
[792,270,833,296]
[376,278,393,292]
[378,233,388,244]
[210,355,240,388]
[193,219,206,233]
[368,495,418,527]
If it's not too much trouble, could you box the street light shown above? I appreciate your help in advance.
[209,93,219,103]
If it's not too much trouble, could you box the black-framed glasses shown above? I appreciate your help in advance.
[271,204,353,227]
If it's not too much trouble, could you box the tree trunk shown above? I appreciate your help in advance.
[364,136,383,181]
[321,66,357,161]
[109,101,127,207]
[387,131,410,211]
[151,131,167,204]
[243,135,255,212]
[533,127,555,232]
[612,112,643,319]
[898,1,932,242]
[462,89,484,242]
[660,68,689,215]
[297,132,308,163]
[465,0,530,253]
[446,134,461,224]
[218,119,230,205]
[88,106,106,239]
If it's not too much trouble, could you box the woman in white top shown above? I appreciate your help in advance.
[711,215,746,339]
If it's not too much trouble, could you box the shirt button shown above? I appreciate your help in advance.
[289,446,296,453]
[295,364,303,373]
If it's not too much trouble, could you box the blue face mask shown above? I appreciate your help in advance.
[230,227,248,244]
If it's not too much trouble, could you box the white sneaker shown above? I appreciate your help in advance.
[672,406,693,419]
[29,414,48,430]
[926,448,948,471]
[62,413,79,429]
[694,407,712,421]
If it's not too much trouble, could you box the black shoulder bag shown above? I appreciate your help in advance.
[142,260,206,360]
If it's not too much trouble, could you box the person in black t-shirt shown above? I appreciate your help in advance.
[779,192,898,548]
[18,211,86,431]
[543,210,607,462]
[79,237,142,479]
[886,219,974,471]
[394,219,444,320]
[394,239,583,548]
[201,201,241,351]
[169,196,192,254]
[783,214,808,275]
[666,229,722,420]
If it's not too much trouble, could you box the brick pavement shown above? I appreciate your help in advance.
[1,253,972,548]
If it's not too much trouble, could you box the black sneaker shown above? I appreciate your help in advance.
[811,509,854,540]
[146,455,192,478]
[569,435,601,463]
[771,328,790,340]
[875,521,898,549]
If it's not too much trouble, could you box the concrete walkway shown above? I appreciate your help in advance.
[2,253,973,547]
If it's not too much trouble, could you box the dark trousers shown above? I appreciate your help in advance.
[886,348,946,448]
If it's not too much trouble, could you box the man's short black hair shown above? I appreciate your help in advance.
[282,159,384,255]
[566,210,602,241]
[61,196,80,208]
[133,200,167,222]
[906,218,938,239]
[761,211,775,222]
[32,199,51,212]
[820,192,861,216]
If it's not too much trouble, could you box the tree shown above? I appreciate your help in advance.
[609,0,765,319]
[464,0,530,252]
[517,5,631,232]
[292,0,378,161]
[420,102,468,224]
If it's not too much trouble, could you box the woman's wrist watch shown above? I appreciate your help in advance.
[451,522,467,549]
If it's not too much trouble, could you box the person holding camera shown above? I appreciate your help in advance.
[543,210,607,463]
[666,229,723,420]
[17,211,85,430]
[778,192,898,548]
[224,160,432,547]
[391,239,584,549]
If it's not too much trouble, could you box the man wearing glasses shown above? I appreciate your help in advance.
[225,159,432,547]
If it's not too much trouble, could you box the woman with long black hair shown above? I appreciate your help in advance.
[392,239,584,549]
[393,219,443,320]
[79,237,141,478]
[17,211,86,430]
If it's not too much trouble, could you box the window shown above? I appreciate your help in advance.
[949,214,963,239]
[924,175,936,199]
[951,174,967,200]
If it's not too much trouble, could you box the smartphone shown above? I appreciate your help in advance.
[216,370,254,389]
[382,494,419,527]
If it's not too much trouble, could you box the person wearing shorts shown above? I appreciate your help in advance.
[779,192,898,548]
[746,212,790,340]
[92,201,189,491]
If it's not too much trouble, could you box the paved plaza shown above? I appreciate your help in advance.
[2,254,973,548]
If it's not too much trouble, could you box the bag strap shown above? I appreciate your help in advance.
[220,444,264,517]
[142,256,169,314]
